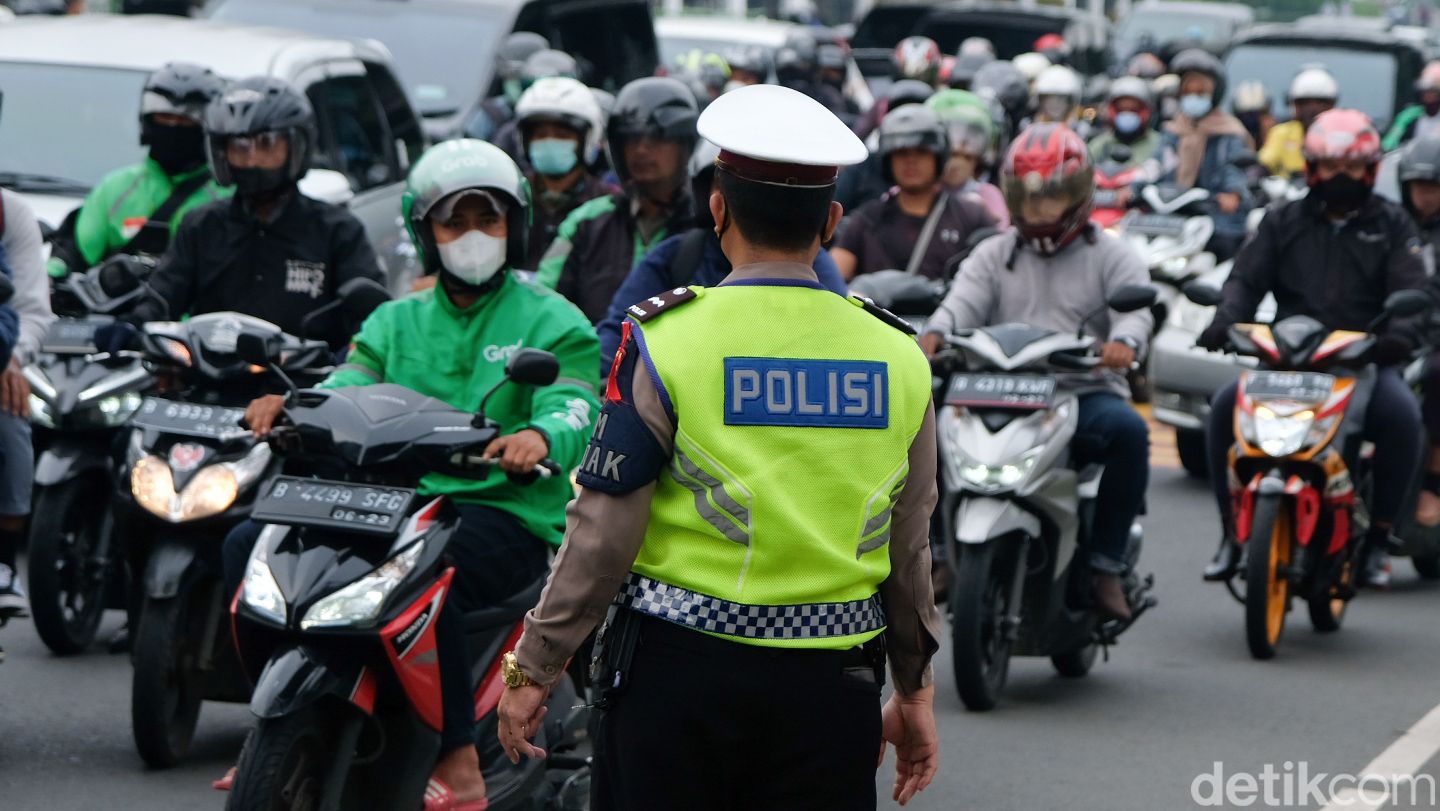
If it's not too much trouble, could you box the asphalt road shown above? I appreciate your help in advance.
[7,435,1440,810]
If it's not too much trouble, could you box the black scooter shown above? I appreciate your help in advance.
[227,338,588,811]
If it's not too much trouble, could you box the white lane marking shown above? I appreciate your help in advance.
[1321,702,1440,810]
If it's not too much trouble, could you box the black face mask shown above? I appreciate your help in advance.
[1313,173,1372,214]
[230,166,290,198]
[1426,99,1440,117]
[145,122,207,175]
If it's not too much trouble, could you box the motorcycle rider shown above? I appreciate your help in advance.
[46,63,228,277]
[1199,110,1426,588]
[918,123,1153,621]
[1398,137,1440,526]
[465,31,550,142]
[512,77,615,269]
[537,77,698,324]
[1232,79,1275,148]
[233,139,600,810]
[926,89,1008,225]
[0,188,53,619]
[109,77,385,351]
[1384,61,1440,151]
[1088,76,1162,173]
[1258,67,1339,178]
[832,106,996,281]
[491,49,580,169]
[1032,64,1082,126]
[1150,48,1253,260]
[854,36,944,140]
[595,139,849,369]
[837,79,936,213]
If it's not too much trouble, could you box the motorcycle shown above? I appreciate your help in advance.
[933,284,1160,711]
[24,260,155,654]
[227,338,588,811]
[1184,283,1432,660]
[1091,144,1142,230]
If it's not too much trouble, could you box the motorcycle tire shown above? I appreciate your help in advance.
[1412,551,1440,580]
[131,591,203,768]
[951,541,1015,712]
[1051,643,1099,678]
[1175,428,1208,480]
[1244,494,1290,660]
[1308,556,1353,633]
[26,476,113,655]
[227,708,333,811]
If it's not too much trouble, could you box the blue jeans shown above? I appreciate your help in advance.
[1073,392,1150,573]
[223,502,549,753]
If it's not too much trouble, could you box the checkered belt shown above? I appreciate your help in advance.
[615,572,886,641]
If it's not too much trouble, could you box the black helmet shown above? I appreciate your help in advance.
[948,50,993,89]
[498,32,549,81]
[879,105,949,185]
[971,60,1029,116]
[1169,48,1226,104]
[724,44,768,78]
[521,49,578,90]
[141,62,225,126]
[1400,136,1440,217]
[204,77,317,195]
[688,138,721,230]
[775,31,818,83]
[887,79,935,111]
[605,77,699,186]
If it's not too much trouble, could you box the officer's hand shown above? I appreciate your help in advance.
[880,686,939,806]
[2,359,30,419]
[497,683,550,764]
[485,429,550,474]
[1099,341,1136,369]
[244,394,287,438]
[918,332,944,358]
[1216,192,1241,214]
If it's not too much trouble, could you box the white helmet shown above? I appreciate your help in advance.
[514,76,605,166]
[1013,52,1052,84]
[1287,67,1339,103]
[1034,64,1082,103]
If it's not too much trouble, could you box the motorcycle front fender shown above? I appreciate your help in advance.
[249,645,363,720]
[34,442,110,487]
[955,497,1041,545]
[143,538,198,600]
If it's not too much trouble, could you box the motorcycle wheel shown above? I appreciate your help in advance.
[1175,429,1208,480]
[131,591,204,768]
[228,708,333,811]
[26,476,113,655]
[1244,494,1291,660]
[951,541,1015,712]
[1309,556,1353,633]
[1051,643,1099,678]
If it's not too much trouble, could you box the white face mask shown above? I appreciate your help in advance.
[437,230,506,286]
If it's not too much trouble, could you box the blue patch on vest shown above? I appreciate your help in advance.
[723,358,888,429]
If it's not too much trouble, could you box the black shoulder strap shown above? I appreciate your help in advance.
[119,171,211,257]
[850,294,918,335]
[661,228,710,289]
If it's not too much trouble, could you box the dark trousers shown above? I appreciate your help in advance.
[595,613,883,811]
[1073,392,1150,573]
[1207,368,1423,529]
[1422,352,1440,443]
[222,502,549,754]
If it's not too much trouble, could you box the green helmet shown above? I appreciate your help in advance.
[925,89,993,156]
[402,139,532,273]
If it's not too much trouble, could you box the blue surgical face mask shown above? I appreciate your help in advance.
[1114,111,1143,135]
[1180,94,1213,120]
[528,138,579,176]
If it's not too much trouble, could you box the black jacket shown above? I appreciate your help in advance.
[137,192,384,350]
[1213,194,1428,342]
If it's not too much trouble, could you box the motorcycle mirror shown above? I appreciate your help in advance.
[97,255,147,298]
[1107,285,1159,313]
[506,349,560,387]
[338,278,391,321]
[1182,281,1223,307]
[235,331,278,367]
[1383,289,1431,318]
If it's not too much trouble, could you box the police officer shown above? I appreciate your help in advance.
[118,77,385,350]
[497,84,942,810]
[47,62,228,277]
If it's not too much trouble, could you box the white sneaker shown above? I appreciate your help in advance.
[0,563,27,617]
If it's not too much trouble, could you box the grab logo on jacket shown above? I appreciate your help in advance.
[285,260,327,299]
[483,340,523,363]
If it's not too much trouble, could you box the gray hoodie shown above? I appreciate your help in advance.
[925,228,1153,398]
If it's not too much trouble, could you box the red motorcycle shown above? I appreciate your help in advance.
[1091,143,1141,229]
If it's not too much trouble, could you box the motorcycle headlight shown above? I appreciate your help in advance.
[300,541,425,630]
[94,391,145,427]
[1156,255,1190,278]
[130,443,271,522]
[940,402,1070,494]
[131,455,177,519]
[28,394,53,429]
[1244,404,1334,458]
[179,466,239,521]
[956,448,1043,492]
[240,537,286,625]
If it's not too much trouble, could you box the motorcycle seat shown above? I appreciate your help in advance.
[462,577,547,631]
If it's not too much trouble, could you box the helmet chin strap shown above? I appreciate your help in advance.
[439,266,507,299]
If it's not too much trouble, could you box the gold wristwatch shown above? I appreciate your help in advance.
[501,651,535,688]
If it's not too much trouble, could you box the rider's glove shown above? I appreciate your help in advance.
[94,322,138,355]
[1196,321,1230,351]
[1373,334,1415,367]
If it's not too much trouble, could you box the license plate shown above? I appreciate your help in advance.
[42,319,101,354]
[1243,371,1336,403]
[252,476,415,536]
[945,373,1056,410]
[1129,213,1187,237]
[1093,189,1119,208]
[130,397,247,440]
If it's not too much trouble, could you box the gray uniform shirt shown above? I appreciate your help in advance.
[925,229,1154,397]
[3,191,56,366]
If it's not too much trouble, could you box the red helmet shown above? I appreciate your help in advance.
[1034,33,1070,62]
[894,36,943,85]
[1001,123,1094,255]
[1303,108,1381,187]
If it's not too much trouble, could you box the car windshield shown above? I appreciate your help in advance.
[210,0,502,116]
[1116,11,1228,50]
[1223,44,1397,127]
[658,34,773,72]
[0,61,147,190]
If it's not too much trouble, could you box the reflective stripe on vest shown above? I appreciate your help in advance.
[616,572,886,641]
